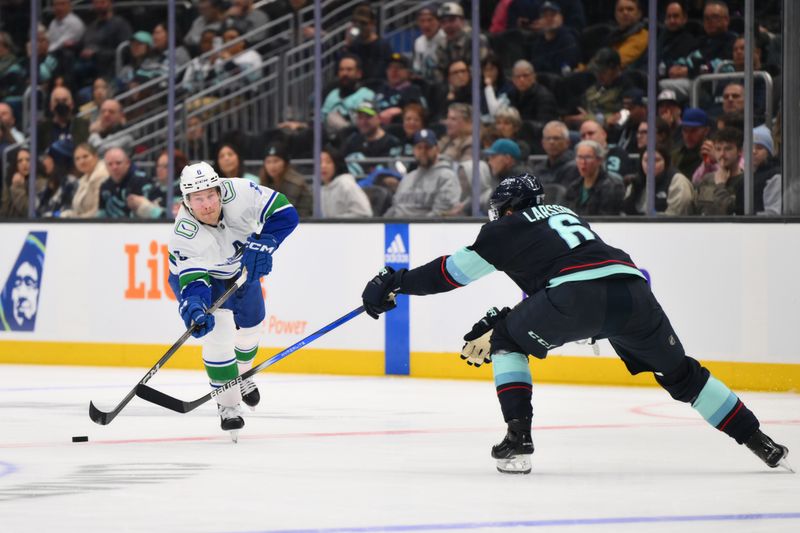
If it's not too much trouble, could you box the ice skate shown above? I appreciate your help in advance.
[240,377,260,411]
[218,404,245,443]
[745,430,794,472]
[491,419,534,474]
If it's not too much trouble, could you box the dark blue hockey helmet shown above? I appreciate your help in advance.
[488,173,545,221]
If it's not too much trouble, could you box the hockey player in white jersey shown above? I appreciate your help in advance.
[168,161,299,440]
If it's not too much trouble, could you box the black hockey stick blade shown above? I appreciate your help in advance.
[88,270,248,425]
[136,306,365,413]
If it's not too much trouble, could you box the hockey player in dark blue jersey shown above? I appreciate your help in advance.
[362,174,792,474]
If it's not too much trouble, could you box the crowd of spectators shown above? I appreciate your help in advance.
[0,0,786,219]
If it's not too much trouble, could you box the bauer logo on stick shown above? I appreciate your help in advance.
[0,232,48,332]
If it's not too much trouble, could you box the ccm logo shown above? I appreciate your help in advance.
[246,242,275,253]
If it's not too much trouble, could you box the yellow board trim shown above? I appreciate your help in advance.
[0,341,798,392]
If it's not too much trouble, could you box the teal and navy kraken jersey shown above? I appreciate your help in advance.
[399,204,645,297]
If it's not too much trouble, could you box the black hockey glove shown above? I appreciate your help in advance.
[362,266,404,319]
[461,307,511,367]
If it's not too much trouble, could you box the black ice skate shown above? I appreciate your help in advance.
[240,377,260,410]
[491,419,534,474]
[218,404,245,443]
[745,430,794,472]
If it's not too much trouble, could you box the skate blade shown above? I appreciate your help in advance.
[228,430,239,443]
[777,450,795,473]
[495,455,532,475]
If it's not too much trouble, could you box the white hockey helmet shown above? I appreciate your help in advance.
[180,161,221,205]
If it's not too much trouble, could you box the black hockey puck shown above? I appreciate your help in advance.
[72,436,89,443]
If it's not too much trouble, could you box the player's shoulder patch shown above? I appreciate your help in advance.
[220,179,236,204]
[174,218,199,239]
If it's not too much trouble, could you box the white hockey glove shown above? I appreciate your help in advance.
[460,307,511,367]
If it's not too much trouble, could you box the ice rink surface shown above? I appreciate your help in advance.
[0,364,798,533]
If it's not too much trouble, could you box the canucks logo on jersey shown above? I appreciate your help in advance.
[0,232,47,331]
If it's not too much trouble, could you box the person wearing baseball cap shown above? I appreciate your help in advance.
[342,100,402,177]
[384,128,462,218]
[657,89,683,143]
[484,139,530,181]
[435,1,488,84]
[527,1,580,75]
[375,53,424,124]
[672,107,710,178]
[413,3,446,80]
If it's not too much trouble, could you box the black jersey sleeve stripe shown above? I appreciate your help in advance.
[399,256,462,296]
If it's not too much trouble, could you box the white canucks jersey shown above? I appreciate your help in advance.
[168,178,294,294]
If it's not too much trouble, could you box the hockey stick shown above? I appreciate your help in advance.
[135,305,365,413]
[88,271,248,425]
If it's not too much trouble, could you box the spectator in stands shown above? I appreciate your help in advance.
[579,118,634,179]
[38,86,90,153]
[441,59,473,108]
[572,48,629,128]
[634,117,672,153]
[87,98,133,156]
[532,120,577,186]
[321,54,376,138]
[227,0,269,40]
[694,127,743,215]
[37,138,78,217]
[493,106,531,159]
[260,142,313,217]
[0,102,24,143]
[607,0,648,69]
[151,23,190,71]
[342,3,394,82]
[375,53,424,126]
[434,2,488,83]
[611,88,648,153]
[657,89,683,145]
[184,115,209,161]
[0,32,18,98]
[721,82,744,115]
[565,140,624,215]
[209,22,263,91]
[118,31,162,89]
[438,102,474,163]
[623,143,694,216]
[343,100,402,177]
[485,138,530,182]
[97,146,148,218]
[506,60,558,136]
[507,0,586,32]
[47,0,85,53]
[752,125,781,215]
[660,0,737,100]
[672,107,710,181]
[385,129,462,218]
[0,122,15,164]
[527,1,580,76]
[386,102,427,157]
[185,0,226,53]
[78,0,133,81]
[215,142,258,183]
[320,145,372,218]
[181,29,217,93]
[60,142,109,218]
[14,25,62,93]
[81,77,112,125]
[127,149,186,219]
[481,53,512,117]
[0,148,47,218]
[413,3,446,82]
[657,1,699,76]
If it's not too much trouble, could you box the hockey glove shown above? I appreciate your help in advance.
[241,233,277,284]
[179,296,216,339]
[461,307,511,367]
[361,266,404,319]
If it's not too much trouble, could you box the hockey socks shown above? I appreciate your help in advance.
[692,376,759,444]
[204,356,241,406]
[492,351,533,422]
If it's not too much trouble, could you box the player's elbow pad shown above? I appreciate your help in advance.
[399,256,462,296]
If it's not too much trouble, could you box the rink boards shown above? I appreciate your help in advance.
[0,220,798,391]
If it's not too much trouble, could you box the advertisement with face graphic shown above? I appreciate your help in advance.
[0,232,47,332]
